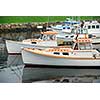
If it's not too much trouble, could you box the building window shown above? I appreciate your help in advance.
[62,52,69,55]
[54,52,60,55]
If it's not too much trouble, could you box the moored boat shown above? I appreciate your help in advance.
[84,21,100,37]
[22,37,100,67]
[6,31,58,55]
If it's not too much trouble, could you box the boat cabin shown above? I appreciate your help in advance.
[44,47,73,56]
[72,28,88,34]
[43,38,94,57]
[40,31,57,41]
[22,31,57,45]
[87,24,100,29]
[84,21,100,37]
[85,21,100,30]
[73,38,93,50]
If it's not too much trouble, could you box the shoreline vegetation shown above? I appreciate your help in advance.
[0,16,100,24]
[0,16,100,40]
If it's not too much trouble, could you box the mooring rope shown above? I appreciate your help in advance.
[7,54,23,80]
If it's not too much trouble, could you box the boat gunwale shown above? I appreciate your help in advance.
[23,48,100,60]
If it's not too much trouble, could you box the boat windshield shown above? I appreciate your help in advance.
[72,28,88,34]
[40,34,56,41]
[79,43,92,50]
[63,41,74,47]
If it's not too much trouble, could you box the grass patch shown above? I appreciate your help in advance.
[0,16,100,24]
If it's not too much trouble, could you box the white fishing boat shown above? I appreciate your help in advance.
[51,18,80,33]
[56,31,76,45]
[84,21,100,37]
[82,21,100,48]
[70,27,100,49]
[6,31,58,54]
[22,36,100,67]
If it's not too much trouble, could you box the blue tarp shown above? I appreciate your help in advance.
[53,25,71,30]
[64,21,80,24]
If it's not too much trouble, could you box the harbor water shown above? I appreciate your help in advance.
[1,44,100,83]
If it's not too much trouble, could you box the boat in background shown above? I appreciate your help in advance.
[56,32,76,46]
[82,21,100,49]
[22,35,100,67]
[6,31,58,55]
[84,21,100,37]
[51,25,72,33]
[51,18,80,33]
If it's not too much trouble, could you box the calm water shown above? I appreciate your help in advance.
[1,48,100,83]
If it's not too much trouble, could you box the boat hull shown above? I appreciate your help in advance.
[24,64,100,69]
[22,49,100,67]
[88,30,100,37]
[92,38,100,49]
[5,40,57,55]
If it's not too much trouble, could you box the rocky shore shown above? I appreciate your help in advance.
[0,22,62,41]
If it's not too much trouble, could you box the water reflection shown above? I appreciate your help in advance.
[0,65,24,83]
[0,52,24,83]
[1,51,100,83]
[23,67,100,83]
[7,55,23,66]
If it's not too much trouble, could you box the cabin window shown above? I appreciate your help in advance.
[66,36,68,38]
[63,41,73,46]
[50,35,55,40]
[79,43,91,50]
[79,43,87,50]
[70,35,74,38]
[62,52,69,55]
[67,27,70,29]
[92,25,95,29]
[86,43,92,49]
[43,35,47,40]
[96,25,99,29]
[53,52,60,55]
[31,42,37,44]
[88,26,91,29]
[83,29,88,34]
